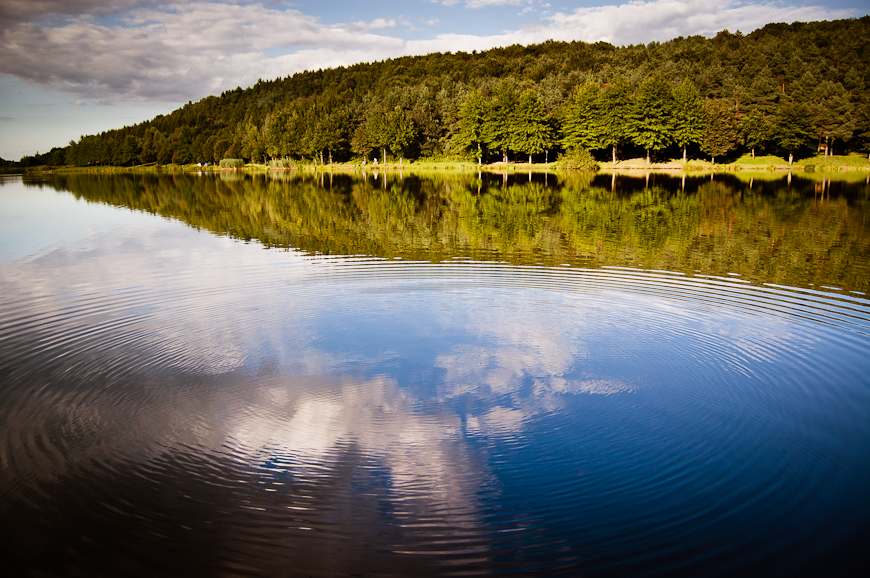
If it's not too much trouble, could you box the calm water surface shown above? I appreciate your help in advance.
[1,171,869,577]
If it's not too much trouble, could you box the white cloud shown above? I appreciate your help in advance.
[464,0,533,8]
[0,2,405,103]
[540,0,855,45]
[0,0,147,26]
[0,0,857,105]
[409,0,854,54]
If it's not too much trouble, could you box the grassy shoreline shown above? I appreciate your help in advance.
[10,152,870,176]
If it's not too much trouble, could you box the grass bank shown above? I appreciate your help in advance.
[18,153,870,176]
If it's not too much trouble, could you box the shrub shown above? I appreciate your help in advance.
[267,158,295,169]
[556,148,600,171]
[220,158,245,169]
[804,164,815,172]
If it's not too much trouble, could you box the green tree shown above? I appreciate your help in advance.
[386,108,416,165]
[203,134,219,164]
[672,78,704,163]
[561,81,602,152]
[364,107,391,165]
[483,83,518,163]
[702,99,739,164]
[599,76,632,164]
[771,102,814,165]
[741,108,769,158]
[316,108,349,164]
[812,81,853,156]
[628,75,675,164]
[351,122,376,160]
[512,89,555,164]
[213,139,230,162]
[240,120,265,163]
[456,89,487,164]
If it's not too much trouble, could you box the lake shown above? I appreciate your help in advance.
[1,170,869,577]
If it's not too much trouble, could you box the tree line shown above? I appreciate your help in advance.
[17,17,870,168]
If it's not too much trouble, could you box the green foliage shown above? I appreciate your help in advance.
[385,108,416,162]
[512,89,555,162]
[772,103,815,162]
[598,76,632,162]
[267,158,296,168]
[483,82,519,162]
[811,80,854,155]
[672,78,704,158]
[455,89,487,161]
[24,17,870,167]
[220,158,245,168]
[702,99,739,162]
[741,108,769,155]
[628,75,675,161]
[562,81,602,151]
[557,148,600,170]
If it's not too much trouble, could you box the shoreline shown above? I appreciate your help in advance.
[9,153,870,176]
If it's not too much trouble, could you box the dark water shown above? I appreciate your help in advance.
[1,171,869,577]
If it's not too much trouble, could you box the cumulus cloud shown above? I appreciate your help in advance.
[0,0,857,104]
[433,0,534,7]
[0,1,405,103]
[0,0,146,25]
[408,0,855,54]
[464,0,534,8]
[540,0,855,44]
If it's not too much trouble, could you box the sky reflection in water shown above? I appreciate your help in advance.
[0,173,869,577]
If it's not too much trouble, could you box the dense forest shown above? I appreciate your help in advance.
[29,172,870,292]
[18,17,870,168]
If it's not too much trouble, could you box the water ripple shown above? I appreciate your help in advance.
[2,254,869,576]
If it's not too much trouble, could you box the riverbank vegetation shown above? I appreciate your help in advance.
[14,17,870,170]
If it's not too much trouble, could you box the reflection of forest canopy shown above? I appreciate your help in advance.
[18,18,870,168]
[38,173,870,292]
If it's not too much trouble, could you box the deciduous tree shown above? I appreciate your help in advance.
[702,99,739,164]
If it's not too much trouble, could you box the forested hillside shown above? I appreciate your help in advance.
[20,17,870,167]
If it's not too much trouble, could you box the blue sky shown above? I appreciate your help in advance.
[0,0,865,160]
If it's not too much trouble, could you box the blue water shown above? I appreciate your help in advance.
[1,174,869,577]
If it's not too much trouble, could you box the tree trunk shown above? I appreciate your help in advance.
[789,152,794,165]
[503,149,507,163]
[830,138,835,157]
[646,149,650,164]
[329,150,332,165]
[477,142,481,165]
[320,150,324,166]
[400,155,403,166]
[751,148,755,159]
[545,150,548,164]
[612,145,617,164]
[825,136,830,158]
[711,156,715,165]
[683,145,687,163]
[529,154,532,165]
[383,147,386,166]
